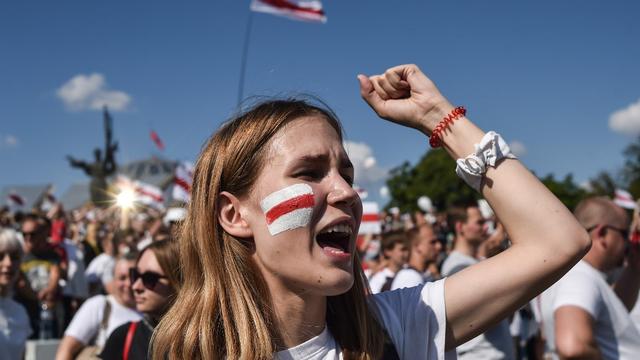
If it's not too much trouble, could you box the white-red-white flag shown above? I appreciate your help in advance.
[134,181,164,209]
[172,161,194,203]
[359,201,381,235]
[614,189,637,210]
[250,0,327,23]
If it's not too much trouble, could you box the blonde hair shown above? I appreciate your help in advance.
[152,99,385,359]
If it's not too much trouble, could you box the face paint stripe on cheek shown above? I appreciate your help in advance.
[260,184,315,236]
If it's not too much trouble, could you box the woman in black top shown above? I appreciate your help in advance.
[100,240,180,360]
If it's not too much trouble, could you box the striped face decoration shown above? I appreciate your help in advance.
[260,183,315,236]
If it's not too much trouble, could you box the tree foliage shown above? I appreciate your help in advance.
[622,136,640,199]
[385,149,477,213]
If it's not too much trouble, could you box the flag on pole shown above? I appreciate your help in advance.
[614,189,637,209]
[7,192,25,207]
[150,130,165,151]
[172,161,194,203]
[250,0,327,23]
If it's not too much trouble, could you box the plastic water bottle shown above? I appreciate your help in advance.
[39,303,54,339]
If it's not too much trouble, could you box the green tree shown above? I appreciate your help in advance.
[622,136,640,199]
[588,171,617,197]
[385,149,477,212]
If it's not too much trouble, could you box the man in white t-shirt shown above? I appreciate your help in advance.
[441,205,515,359]
[391,223,441,290]
[539,197,640,359]
[55,253,142,359]
[368,231,408,294]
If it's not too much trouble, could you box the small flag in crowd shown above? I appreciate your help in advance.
[7,192,25,207]
[134,181,164,209]
[150,130,165,151]
[359,201,381,235]
[172,161,194,203]
[116,176,165,210]
[614,188,637,210]
[250,0,327,23]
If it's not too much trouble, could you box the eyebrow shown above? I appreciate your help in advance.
[297,154,354,170]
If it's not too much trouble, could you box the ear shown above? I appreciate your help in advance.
[218,191,253,239]
[589,224,607,250]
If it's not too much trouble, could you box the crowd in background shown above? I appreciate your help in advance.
[1,193,639,359]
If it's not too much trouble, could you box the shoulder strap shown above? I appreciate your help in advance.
[380,275,395,292]
[100,297,112,330]
[123,321,138,360]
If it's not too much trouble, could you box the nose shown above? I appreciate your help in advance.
[326,176,359,208]
[131,277,144,292]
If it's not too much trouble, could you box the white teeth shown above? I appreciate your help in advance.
[319,223,352,235]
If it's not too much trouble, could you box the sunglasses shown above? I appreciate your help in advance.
[129,268,167,290]
[587,225,630,240]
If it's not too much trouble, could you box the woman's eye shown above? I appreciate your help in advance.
[295,169,323,180]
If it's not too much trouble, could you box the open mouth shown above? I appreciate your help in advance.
[316,223,352,254]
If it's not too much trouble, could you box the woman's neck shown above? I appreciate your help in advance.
[268,280,327,351]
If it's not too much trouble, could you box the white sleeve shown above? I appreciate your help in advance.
[553,273,601,318]
[64,295,106,345]
[368,272,386,294]
[371,278,450,360]
[391,270,424,290]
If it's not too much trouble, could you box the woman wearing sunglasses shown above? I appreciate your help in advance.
[100,239,180,360]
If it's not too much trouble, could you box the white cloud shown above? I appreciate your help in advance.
[509,140,527,157]
[0,134,19,148]
[56,73,132,112]
[379,186,390,198]
[343,141,388,186]
[609,99,640,135]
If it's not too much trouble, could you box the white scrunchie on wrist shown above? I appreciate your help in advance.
[455,131,516,192]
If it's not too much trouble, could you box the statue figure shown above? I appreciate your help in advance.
[67,107,118,207]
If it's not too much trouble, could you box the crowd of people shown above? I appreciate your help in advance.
[1,63,639,359]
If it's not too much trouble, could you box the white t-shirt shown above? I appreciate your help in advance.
[85,253,116,287]
[0,296,32,360]
[630,289,640,333]
[391,267,434,290]
[275,279,454,360]
[64,294,142,348]
[368,268,396,294]
[441,251,515,360]
[539,260,640,360]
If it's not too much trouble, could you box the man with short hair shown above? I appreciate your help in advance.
[539,197,640,359]
[391,223,441,290]
[442,205,515,359]
[368,231,408,294]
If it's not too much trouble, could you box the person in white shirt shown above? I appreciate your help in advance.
[55,253,142,360]
[391,223,441,290]
[150,64,591,359]
[0,229,32,360]
[368,231,409,293]
[442,205,515,359]
[539,197,640,359]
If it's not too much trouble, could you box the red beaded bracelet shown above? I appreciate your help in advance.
[429,106,467,148]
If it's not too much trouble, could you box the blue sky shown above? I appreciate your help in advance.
[1,0,639,206]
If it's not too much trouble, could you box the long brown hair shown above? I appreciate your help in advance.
[152,99,385,359]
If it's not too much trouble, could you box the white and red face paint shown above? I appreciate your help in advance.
[260,183,315,236]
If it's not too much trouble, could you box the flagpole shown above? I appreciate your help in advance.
[237,9,255,108]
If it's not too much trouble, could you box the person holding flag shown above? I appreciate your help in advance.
[151,64,590,359]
